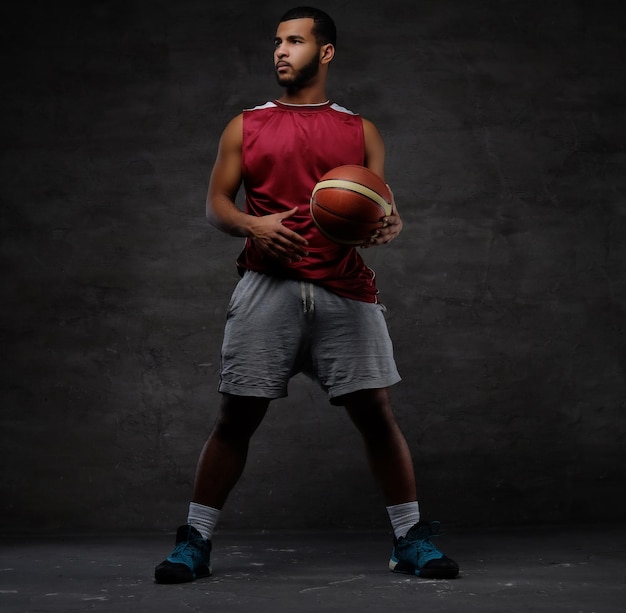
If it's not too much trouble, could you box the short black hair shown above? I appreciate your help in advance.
[279,6,337,47]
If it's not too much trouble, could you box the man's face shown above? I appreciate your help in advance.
[274,18,322,90]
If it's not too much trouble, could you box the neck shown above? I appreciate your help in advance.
[277,99,330,107]
[277,80,328,105]
[278,93,329,105]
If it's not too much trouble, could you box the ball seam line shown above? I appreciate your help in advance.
[311,179,392,215]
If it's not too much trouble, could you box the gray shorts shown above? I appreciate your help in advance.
[218,270,401,404]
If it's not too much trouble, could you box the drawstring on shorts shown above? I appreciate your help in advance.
[300,281,315,314]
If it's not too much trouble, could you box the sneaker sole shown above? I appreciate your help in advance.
[390,558,459,579]
[154,562,212,584]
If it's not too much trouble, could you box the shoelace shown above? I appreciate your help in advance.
[416,537,440,555]
[171,540,203,563]
[404,522,444,556]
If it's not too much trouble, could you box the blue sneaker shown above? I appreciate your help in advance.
[389,520,459,579]
[154,525,212,584]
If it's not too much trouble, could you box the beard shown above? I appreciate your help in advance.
[275,52,320,91]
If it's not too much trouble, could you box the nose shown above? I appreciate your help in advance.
[275,42,287,58]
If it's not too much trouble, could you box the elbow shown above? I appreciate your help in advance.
[205,197,233,235]
[205,197,217,227]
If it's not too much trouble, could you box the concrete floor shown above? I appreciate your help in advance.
[1,524,624,613]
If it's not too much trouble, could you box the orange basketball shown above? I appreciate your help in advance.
[310,165,393,245]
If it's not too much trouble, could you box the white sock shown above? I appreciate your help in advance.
[187,502,221,541]
[386,501,420,539]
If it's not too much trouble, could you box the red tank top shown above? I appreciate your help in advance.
[237,100,381,303]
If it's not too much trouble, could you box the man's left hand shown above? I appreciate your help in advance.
[362,185,402,248]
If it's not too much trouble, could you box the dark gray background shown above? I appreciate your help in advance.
[1,0,624,535]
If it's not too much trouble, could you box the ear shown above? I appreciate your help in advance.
[320,43,335,65]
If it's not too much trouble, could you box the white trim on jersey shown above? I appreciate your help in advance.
[246,101,277,111]
[330,102,357,115]
[245,101,357,115]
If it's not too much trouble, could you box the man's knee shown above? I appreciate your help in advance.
[212,394,269,441]
[343,388,398,439]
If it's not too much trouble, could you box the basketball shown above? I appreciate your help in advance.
[310,165,393,245]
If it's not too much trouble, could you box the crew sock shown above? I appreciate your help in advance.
[187,502,221,541]
[386,501,420,539]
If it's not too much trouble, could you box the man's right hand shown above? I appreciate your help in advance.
[248,206,309,264]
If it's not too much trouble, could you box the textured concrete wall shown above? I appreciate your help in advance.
[1,0,625,535]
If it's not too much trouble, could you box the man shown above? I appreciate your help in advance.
[154,6,459,583]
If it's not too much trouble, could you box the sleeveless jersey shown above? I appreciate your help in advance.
[237,100,381,303]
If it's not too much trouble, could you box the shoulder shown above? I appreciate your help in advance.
[219,113,243,150]
[327,102,376,134]
[224,112,243,133]
[241,101,278,132]
[361,117,383,144]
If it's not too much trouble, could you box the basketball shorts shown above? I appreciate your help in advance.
[218,270,401,404]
